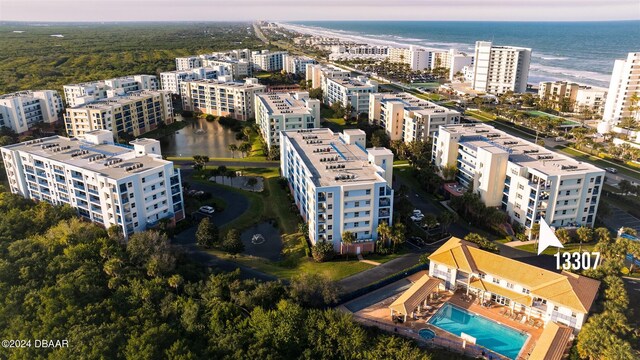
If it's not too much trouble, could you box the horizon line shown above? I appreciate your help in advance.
[1,19,639,24]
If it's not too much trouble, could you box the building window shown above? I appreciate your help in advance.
[344,191,349,197]
[522,288,530,294]
[328,215,333,220]
[355,201,360,207]
[328,204,333,210]
[506,282,514,289]
[553,306,559,311]
[492,278,500,284]
[328,193,333,198]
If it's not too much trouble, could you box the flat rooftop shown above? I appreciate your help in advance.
[5,136,169,180]
[67,90,163,110]
[441,123,604,176]
[283,128,387,187]
[379,92,459,116]
[257,93,311,116]
[0,90,43,100]
[64,75,152,88]
[185,79,264,90]
[327,77,374,89]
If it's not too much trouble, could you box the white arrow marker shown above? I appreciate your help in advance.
[538,218,564,255]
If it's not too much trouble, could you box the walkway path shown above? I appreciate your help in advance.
[172,159,279,168]
[337,251,423,294]
[357,254,381,266]
[504,240,537,247]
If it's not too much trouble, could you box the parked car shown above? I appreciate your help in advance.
[412,209,423,216]
[409,236,425,246]
[605,167,618,174]
[411,214,425,222]
[187,189,197,196]
[199,205,215,214]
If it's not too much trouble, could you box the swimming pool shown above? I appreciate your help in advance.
[428,303,528,360]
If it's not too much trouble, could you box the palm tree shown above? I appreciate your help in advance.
[242,127,253,143]
[391,223,406,252]
[555,228,571,245]
[168,274,183,294]
[594,227,612,244]
[341,231,355,259]
[239,142,252,158]
[576,226,593,251]
[376,222,392,248]
[228,144,238,158]
[437,211,456,235]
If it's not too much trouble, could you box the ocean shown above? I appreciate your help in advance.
[284,21,640,88]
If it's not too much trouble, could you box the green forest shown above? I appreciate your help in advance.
[0,189,466,360]
[0,23,264,94]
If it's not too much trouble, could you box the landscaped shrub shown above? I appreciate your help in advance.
[311,241,335,262]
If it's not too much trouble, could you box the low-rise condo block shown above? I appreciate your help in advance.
[429,237,600,330]
[180,78,266,121]
[283,55,317,75]
[1,130,184,237]
[251,50,288,72]
[538,81,608,114]
[324,76,378,114]
[64,90,173,140]
[160,67,230,95]
[255,92,320,149]
[280,128,394,252]
[0,90,63,133]
[305,64,350,89]
[63,75,158,107]
[369,92,460,142]
[432,123,605,230]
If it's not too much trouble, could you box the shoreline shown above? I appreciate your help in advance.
[277,21,612,88]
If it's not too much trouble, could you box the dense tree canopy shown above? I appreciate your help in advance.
[0,192,440,359]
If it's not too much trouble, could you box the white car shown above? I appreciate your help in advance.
[199,206,215,214]
[412,209,423,216]
[411,214,425,222]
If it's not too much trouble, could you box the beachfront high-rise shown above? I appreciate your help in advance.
[538,81,608,114]
[63,75,158,108]
[280,128,394,253]
[180,78,266,121]
[255,92,320,149]
[251,50,288,72]
[159,67,230,95]
[64,90,173,140]
[432,123,605,230]
[388,46,431,71]
[369,92,460,142]
[0,90,63,134]
[324,76,378,114]
[471,41,532,94]
[602,52,640,124]
[1,130,184,237]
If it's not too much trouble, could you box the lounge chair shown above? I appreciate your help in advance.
[520,316,527,324]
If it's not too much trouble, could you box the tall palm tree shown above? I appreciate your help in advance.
[376,222,392,248]
[228,144,238,158]
[341,231,355,259]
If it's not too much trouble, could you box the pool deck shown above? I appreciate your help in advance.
[347,288,545,360]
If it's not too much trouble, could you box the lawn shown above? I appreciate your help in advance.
[514,241,597,255]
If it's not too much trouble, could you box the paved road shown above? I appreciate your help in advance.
[336,251,424,294]
[171,168,278,282]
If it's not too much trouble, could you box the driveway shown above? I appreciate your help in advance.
[171,168,277,282]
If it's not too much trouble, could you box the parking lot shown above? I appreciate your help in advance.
[602,206,640,234]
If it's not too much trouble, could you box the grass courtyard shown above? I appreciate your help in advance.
[515,241,597,255]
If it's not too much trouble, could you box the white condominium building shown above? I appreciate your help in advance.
[305,64,350,89]
[539,81,608,113]
[472,41,532,94]
[63,75,158,108]
[204,58,252,78]
[64,90,173,140]
[324,76,378,114]
[432,123,605,230]
[255,92,320,149]
[446,50,474,81]
[283,55,317,75]
[175,49,252,71]
[369,92,460,142]
[603,52,640,124]
[251,50,288,72]
[175,56,205,71]
[280,128,394,252]
[429,237,600,330]
[0,90,63,134]
[1,130,184,237]
[389,46,431,71]
[575,87,607,114]
[160,67,230,95]
[180,78,266,121]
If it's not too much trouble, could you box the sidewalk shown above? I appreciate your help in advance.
[337,252,422,294]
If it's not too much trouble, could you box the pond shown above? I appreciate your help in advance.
[158,115,241,157]
[240,220,283,261]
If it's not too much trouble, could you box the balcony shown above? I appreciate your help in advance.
[379,209,390,217]
[379,198,391,207]
[71,172,83,180]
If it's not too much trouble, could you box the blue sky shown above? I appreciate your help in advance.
[1,0,639,22]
